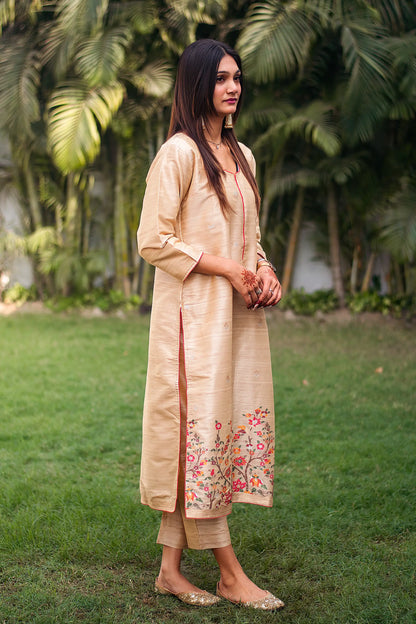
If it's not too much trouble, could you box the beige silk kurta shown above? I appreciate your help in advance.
[137,133,275,519]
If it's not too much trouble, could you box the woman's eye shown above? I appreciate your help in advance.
[216,76,224,82]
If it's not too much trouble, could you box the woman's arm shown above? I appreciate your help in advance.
[137,140,204,281]
[192,253,263,309]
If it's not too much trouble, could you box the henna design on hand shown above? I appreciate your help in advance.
[241,268,257,289]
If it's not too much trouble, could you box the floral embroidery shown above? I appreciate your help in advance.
[185,409,274,511]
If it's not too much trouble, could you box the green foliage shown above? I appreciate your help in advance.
[0,33,41,140]
[280,288,416,318]
[238,1,317,81]
[280,288,339,315]
[0,0,415,304]
[376,178,416,263]
[348,291,416,318]
[1,282,37,303]
[47,81,125,173]
[45,288,141,312]
[74,27,132,87]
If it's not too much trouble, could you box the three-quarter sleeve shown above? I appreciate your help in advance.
[137,138,204,282]
[256,217,267,260]
[240,142,268,261]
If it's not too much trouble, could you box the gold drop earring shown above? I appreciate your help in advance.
[224,114,233,129]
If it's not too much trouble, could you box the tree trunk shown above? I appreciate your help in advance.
[82,186,91,256]
[114,141,130,296]
[327,183,345,307]
[65,172,80,249]
[22,158,42,230]
[138,255,154,306]
[281,187,304,295]
[350,244,360,294]
[361,251,376,292]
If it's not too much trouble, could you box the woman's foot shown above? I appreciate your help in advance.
[212,544,284,610]
[217,574,269,603]
[155,574,220,606]
[156,570,205,596]
[216,581,284,610]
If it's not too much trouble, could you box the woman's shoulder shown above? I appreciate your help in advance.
[147,133,199,180]
[159,133,200,159]
[237,140,256,175]
[237,141,255,163]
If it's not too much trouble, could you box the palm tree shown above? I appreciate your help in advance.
[0,0,175,296]
[237,0,415,300]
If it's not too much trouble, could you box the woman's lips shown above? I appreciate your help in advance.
[225,98,237,104]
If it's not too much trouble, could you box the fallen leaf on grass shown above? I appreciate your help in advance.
[302,379,310,386]
[375,367,383,374]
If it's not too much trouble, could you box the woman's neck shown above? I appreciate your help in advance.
[204,116,224,145]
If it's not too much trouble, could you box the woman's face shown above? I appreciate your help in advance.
[211,54,241,120]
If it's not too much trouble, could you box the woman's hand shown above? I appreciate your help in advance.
[255,266,282,308]
[192,254,269,309]
[224,261,263,308]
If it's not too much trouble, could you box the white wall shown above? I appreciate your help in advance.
[0,134,34,288]
[291,222,333,292]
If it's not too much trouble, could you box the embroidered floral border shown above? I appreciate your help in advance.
[185,407,274,512]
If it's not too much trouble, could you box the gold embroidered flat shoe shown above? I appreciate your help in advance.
[155,578,221,606]
[216,582,284,611]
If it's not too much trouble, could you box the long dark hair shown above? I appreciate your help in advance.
[168,39,260,214]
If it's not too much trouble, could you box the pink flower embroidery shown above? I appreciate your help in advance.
[185,407,274,512]
[233,479,246,492]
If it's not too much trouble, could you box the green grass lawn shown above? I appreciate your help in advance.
[0,312,415,624]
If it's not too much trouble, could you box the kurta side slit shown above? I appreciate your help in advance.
[157,314,231,550]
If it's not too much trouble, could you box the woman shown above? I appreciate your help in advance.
[137,39,283,610]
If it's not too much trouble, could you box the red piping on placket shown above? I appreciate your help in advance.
[234,172,246,261]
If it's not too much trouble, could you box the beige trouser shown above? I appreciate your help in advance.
[156,320,231,551]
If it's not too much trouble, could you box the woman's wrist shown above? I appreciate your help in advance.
[256,258,277,273]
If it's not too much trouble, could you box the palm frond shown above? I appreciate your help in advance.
[131,60,173,98]
[254,101,341,157]
[40,22,79,80]
[0,0,42,33]
[237,0,319,81]
[377,179,416,262]
[367,0,416,32]
[47,81,124,173]
[0,34,41,140]
[108,0,157,34]
[162,0,227,47]
[0,230,27,255]
[388,33,416,119]
[56,0,109,36]
[340,17,394,142]
[0,0,15,33]
[317,154,364,185]
[26,226,57,254]
[74,27,132,86]
[267,167,321,197]
[237,94,292,133]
